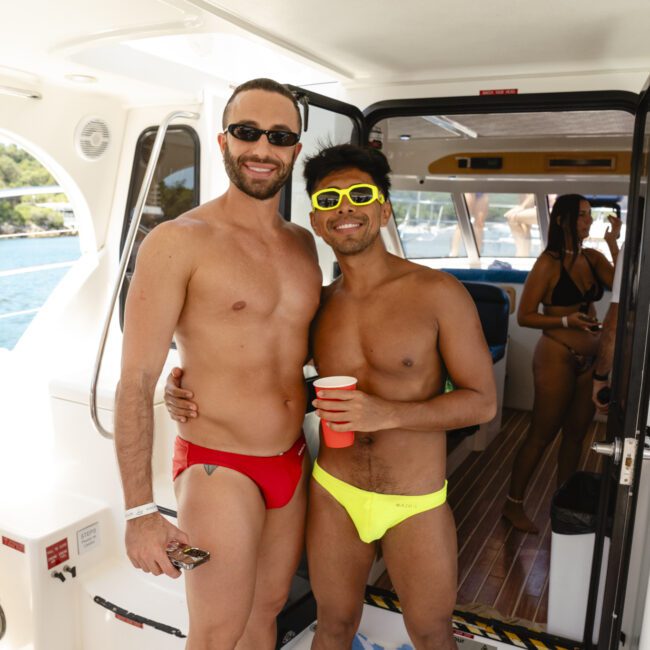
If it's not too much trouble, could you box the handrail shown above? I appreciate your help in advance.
[0,307,39,320]
[0,261,75,277]
[90,110,200,439]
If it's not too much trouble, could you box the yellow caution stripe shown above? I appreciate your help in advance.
[363,586,581,650]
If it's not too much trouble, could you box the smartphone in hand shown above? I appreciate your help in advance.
[167,542,210,570]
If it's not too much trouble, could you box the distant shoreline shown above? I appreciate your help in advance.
[0,229,78,240]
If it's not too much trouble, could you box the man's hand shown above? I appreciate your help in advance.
[312,389,397,433]
[125,512,190,578]
[164,367,198,422]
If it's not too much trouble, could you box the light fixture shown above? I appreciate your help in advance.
[423,115,477,139]
[399,134,411,141]
[65,74,97,84]
[0,84,41,100]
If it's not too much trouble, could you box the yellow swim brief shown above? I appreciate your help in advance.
[312,460,447,544]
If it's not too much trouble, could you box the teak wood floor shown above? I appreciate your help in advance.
[375,408,606,626]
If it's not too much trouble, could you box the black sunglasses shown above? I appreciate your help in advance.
[225,123,300,147]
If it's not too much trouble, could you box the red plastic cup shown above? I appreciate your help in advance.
[313,376,357,448]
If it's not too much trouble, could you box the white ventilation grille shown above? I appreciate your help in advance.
[74,117,110,161]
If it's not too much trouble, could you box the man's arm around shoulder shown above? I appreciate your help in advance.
[115,222,192,577]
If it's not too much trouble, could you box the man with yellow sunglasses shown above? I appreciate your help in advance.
[164,143,496,649]
[303,144,495,650]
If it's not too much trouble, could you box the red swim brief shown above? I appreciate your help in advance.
[172,434,307,509]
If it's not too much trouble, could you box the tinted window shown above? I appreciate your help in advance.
[465,192,541,258]
[119,126,200,324]
[393,190,467,258]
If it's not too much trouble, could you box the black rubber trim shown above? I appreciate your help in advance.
[93,595,186,638]
[156,504,178,519]
[0,602,5,640]
[363,90,638,129]
[286,84,366,144]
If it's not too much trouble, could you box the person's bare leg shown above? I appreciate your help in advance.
[383,503,457,650]
[236,454,309,650]
[307,478,376,650]
[467,193,489,252]
[508,220,528,256]
[450,226,462,257]
[503,336,575,533]
[174,465,266,650]
[557,366,596,486]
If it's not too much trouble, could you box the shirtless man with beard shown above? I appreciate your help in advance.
[114,78,322,650]
[165,144,496,649]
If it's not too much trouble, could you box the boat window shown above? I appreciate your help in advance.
[120,125,200,324]
[0,139,79,350]
[289,104,356,283]
[392,190,466,258]
[465,192,541,258]
[373,108,634,270]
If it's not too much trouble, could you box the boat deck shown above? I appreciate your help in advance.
[376,407,606,626]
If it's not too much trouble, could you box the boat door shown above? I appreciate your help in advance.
[595,78,650,650]
[286,84,650,650]
[283,86,366,285]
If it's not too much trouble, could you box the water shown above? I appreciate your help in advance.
[0,236,80,349]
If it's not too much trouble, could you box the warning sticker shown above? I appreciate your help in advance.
[46,538,69,569]
[77,521,100,555]
[454,634,497,649]
[479,88,518,95]
[2,536,25,553]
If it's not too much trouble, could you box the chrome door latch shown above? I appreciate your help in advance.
[592,438,623,463]
[592,432,649,486]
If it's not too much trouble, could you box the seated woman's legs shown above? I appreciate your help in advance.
[504,336,576,532]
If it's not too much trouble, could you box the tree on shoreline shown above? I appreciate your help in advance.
[0,143,69,234]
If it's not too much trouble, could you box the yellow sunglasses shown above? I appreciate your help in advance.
[311,183,385,211]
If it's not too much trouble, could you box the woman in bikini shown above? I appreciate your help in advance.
[503,194,620,533]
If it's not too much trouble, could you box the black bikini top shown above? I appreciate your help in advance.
[545,253,605,309]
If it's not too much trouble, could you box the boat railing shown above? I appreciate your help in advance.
[0,262,74,322]
[90,110,200,439]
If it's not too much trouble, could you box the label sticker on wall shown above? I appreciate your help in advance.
[77,521,100,555]
[2,536,25,553]
[479,88,518,95]
[46,538,69,569]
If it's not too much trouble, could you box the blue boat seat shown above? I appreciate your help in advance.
[462,281,510,364]
[448,281,511,442]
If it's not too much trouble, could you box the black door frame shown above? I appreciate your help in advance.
[287,85,648,648]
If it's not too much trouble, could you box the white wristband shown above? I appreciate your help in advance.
[561,315,569,329]
[125,502,158,521]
